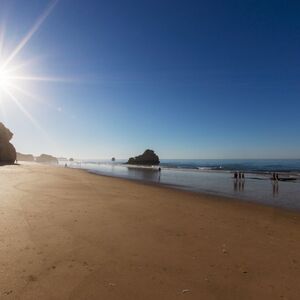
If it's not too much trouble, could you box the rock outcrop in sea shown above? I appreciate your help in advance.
[127,149,160,165]
[36,154,58,164]
[17,152,34,162]
[0,123,16,165]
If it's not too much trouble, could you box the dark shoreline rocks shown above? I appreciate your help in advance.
[127,149,160,166]
[0,123,16,165]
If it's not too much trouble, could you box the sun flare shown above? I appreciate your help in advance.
[0,0,61,124]
[0,64,19,92]
[0,71,7,90]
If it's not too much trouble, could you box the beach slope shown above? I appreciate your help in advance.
[0,163,299,299]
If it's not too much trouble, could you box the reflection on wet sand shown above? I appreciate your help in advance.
[75,162,300,210]
[233,179,245,192]
[272,181,279,197]
[127,167,161,183]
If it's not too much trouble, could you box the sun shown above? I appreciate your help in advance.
[0,65,13,91]
[0,51,37,116]
[0,59,28,95]
[0,0,66,126]
[0,70,6,89]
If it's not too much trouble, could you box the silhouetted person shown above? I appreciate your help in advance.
[157,167,161,183]
[234,172,238,180]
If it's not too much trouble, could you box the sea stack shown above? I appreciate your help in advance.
[0,122,16,165]
[127,149,160,166]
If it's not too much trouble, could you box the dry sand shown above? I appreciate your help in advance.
[0,163,299,299]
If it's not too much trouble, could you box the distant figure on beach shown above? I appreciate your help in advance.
[272,172,279,182]
[233,171,245,192]
[237,172,245,180]
[234,171,245,180]
[157,167,161,183]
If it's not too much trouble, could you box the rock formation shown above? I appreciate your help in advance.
[127,149,160,165]
[0,123,16,164]
[36,154,58,164]
[17,152,34,162]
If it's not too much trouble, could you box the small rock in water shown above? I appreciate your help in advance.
[182,289,191,294]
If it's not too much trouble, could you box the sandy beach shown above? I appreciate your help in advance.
[0,163,299,299]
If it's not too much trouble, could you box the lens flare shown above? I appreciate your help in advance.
[0,0,66,131]
[0,65,15,90]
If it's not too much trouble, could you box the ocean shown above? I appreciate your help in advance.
[60,159,300,211]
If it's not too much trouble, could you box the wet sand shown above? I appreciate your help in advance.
[0,163,299,299]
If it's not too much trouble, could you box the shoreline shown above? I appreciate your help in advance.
[70,163,300,212]
[86,169,297,213]
[66,159,300,175]
[11,162,300,212]
[20,162,300,214]
[1,163,300,299]
[69,160,300,176]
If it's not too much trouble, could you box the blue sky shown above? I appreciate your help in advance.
[0,0,299,159]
